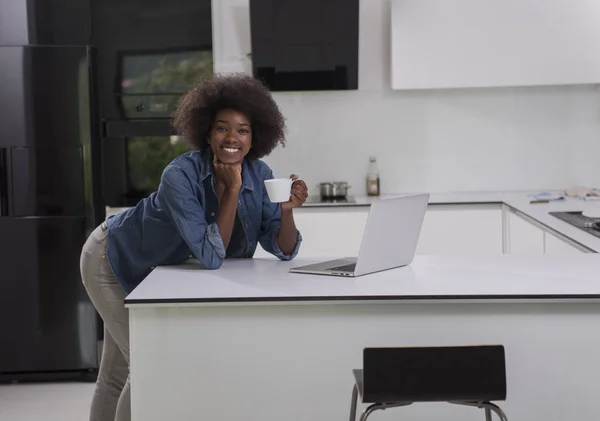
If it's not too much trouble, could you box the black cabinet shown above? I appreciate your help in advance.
[0,0,91,46]
[0,45,99,378]
[0,46,92,148]
[0,46,91,217]
[0,217,97,373]
[11,146,85,217]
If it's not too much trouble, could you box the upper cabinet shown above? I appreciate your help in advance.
[0,0,91,46]
[390,0,600,90]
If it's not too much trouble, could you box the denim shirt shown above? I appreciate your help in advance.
[105,149,302,293]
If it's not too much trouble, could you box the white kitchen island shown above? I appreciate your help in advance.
[126,254,600,421]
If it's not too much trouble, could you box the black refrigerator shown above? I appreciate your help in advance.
[0,45,101,380]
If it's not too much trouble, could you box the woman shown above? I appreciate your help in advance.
[80,73,307,421]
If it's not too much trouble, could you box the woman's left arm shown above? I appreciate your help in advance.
[277,175,308,254]
[258,174,307,260]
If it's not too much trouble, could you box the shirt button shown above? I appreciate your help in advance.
[210,212,215,216]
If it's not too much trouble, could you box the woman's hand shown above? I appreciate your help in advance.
[213,155,242,191]
[282,175,308,212]
[212,156,242,249]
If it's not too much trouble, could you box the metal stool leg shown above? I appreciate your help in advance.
[485,407,492,421]
[359,402,413,421]
[359,403,382,421]
[450,401,508,421]
[349,384,359,421]
[481,402,508,421]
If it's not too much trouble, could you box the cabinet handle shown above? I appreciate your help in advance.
[0,148,9,217]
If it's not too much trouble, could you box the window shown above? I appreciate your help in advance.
[126,136,190,201]
[118,49,213,202]
[120,49,213,118]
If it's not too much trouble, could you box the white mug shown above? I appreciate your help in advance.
[264,178,297,203]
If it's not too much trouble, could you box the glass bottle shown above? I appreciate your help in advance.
[367,156,380,196]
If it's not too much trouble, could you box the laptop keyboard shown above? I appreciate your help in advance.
[327,263,356,272]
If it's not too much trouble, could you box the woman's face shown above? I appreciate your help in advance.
[209,108,252,165]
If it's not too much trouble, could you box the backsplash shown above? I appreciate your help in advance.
[264,86,600,195]
[213,0,600,196]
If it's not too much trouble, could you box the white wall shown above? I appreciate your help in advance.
[212,0,600,196]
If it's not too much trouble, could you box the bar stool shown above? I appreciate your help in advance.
[349,345,508,421]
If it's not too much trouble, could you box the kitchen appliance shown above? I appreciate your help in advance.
[319,182,352,200]
[249,0,359,92]
[92,0,213,207]
[306,195,357,205]
[549,212,600,239]
[0,45,101,380]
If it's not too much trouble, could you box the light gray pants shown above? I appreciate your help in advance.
[80,223,131,421]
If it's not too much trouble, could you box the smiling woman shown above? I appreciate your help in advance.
[78,73,308,421]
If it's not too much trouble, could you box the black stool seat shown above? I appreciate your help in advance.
[350,345,508,421]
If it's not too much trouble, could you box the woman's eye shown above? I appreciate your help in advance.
[239,129,249,134]
[216,126,226,132]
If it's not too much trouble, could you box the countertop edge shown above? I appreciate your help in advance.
[124,294,600,307]
[301,200,503,208]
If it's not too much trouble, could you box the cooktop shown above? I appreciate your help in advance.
[305,195,357,205]
[549,211,600,239]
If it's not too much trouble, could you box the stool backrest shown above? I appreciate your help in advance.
[362,345,506,403]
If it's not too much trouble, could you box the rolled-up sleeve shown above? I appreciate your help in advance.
[262,224,302,260]
[258,171,302,260]
[158,165,225,269]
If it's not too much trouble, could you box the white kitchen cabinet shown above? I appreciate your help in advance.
[504,208,545,255]
[294,208,370,258]
[544,231,588,255]
[503,207,587,255]
[256,204,503,258]
[254,207,370,259]
[391,0,600,89]
[416,204,503,255]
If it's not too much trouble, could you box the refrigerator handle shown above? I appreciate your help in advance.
[0,148,9,217]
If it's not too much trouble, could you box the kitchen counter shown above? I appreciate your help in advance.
[127,253,600,421]
[125,253,600,305]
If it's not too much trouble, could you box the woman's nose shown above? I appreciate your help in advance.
[226,130,238,140]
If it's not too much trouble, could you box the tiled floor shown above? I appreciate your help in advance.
[0,382,94,421]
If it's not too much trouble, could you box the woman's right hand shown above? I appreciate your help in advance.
[213,156,242,191]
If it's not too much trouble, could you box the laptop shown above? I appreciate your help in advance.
[289,193,429,277]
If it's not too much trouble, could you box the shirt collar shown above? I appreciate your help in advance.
[199,149,255,192]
